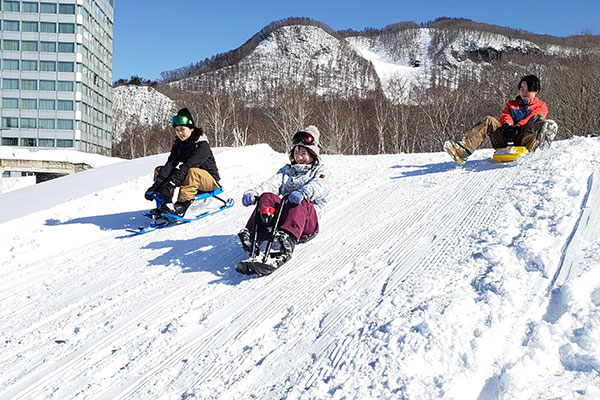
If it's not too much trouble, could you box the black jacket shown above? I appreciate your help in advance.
[157,127,220,186]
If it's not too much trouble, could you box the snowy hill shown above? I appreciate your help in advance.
[112,85,176,141]
[113,20,590,131]
[1,138,600,399]
[164,21,579,102]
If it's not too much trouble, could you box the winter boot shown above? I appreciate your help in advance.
[536,120,558,150]
[237,228,254,256]
[444,140,471,165]
[160,200,193,217]
[272,230,296,264]
[148,208,163,218]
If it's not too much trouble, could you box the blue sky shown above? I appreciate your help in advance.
[113,0,598,82]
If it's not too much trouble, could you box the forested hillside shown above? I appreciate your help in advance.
[113,17,600,159]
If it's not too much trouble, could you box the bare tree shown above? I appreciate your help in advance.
[263,84,313,151]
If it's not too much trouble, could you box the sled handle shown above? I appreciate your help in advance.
[262,195,288,263]
[249,196,263,258]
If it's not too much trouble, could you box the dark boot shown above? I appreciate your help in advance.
[273,230,296,264]
[237,228,254,256]
[160,200,193,217]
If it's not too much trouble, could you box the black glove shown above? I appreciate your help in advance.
[144,179,163,201]
[145,186,157,201]
[502,124,521,142]
[156,181,176,203]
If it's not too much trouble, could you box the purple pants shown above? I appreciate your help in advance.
[245,192,319,241]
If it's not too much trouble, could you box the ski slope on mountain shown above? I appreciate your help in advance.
[1,138,600,399]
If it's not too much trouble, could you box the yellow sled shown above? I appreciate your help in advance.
[492,146,529,163]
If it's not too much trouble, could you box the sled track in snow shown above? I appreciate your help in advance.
[3,157,565,400]
[549,170,598,290]
[239,166,514,395]
[1,218,244,399]
[106,163,520,398]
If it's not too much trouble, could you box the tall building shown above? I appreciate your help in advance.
[0,0,113,155]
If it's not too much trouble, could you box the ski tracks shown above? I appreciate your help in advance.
[4,148,597,399]
[109,156,522,399]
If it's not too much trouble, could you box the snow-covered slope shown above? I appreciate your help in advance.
[112,85,176,141]
[165,23,577,103]
[170,25,378,100]
[1,138,600,399]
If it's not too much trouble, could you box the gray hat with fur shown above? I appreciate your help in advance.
[289,125,320,162]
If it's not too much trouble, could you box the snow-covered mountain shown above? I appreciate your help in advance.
[112,19,589,131]
[2,137,600,398]
[169,24,379,100]
[164,21,579,100]
[112,85,176,141]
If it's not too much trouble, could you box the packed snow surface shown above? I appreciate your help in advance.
[1,138,600,399]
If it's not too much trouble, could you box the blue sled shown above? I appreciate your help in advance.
[127,187,234,235]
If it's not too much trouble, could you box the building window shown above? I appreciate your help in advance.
[40,41,56,52]
[57,100,74,111]
[40,60,56,72]
[22,2,38,12]
[39,138,55,147]
[57,139,73,148]
[58,23,75,34]
[2,59,19,70]
[57,80,74,91]
[21,60,38,71]
[3,20,19,31]
[22,40,39,52]
[57,119,74,130]
[21,99,37,109]
[3,1,20,11]
[57,61,74,72]
[58,4,75,14]
[21,79,37,90]
[58,42,74,53]
[39,119,55,129]
[2,78,19,89]
[20,138,37,147]
[39,80,56,91]
[2,39,20,51]
[40,22,57,33]
[2,98,18,109]
[39,99,55,110]
[2,117,18,128]
[21,118,37,129]
[40,2,57,13]
[22,21,39,32]
[2,138,19,146]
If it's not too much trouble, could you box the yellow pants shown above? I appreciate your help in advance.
[154,167,218,202]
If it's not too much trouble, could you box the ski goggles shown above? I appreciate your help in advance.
[171,115,193,127]
[292,131,315,146]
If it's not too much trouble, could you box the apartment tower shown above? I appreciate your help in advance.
[0,0,113,155]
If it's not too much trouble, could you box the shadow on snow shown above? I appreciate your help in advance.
[46,210,150,231]
[143,234,251,284]
[390,158,512,178]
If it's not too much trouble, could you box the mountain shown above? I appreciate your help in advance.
[112,85,176,141]
[110,18,600,157]
[158,18,590,102]
[1,137,600,398]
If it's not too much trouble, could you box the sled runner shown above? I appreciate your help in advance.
[127,187,233,235]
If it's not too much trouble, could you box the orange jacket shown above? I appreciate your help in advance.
[499,97,548,128]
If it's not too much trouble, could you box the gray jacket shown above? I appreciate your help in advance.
[246,163,328,212]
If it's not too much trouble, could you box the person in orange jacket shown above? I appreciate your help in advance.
[444,74,557,165]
